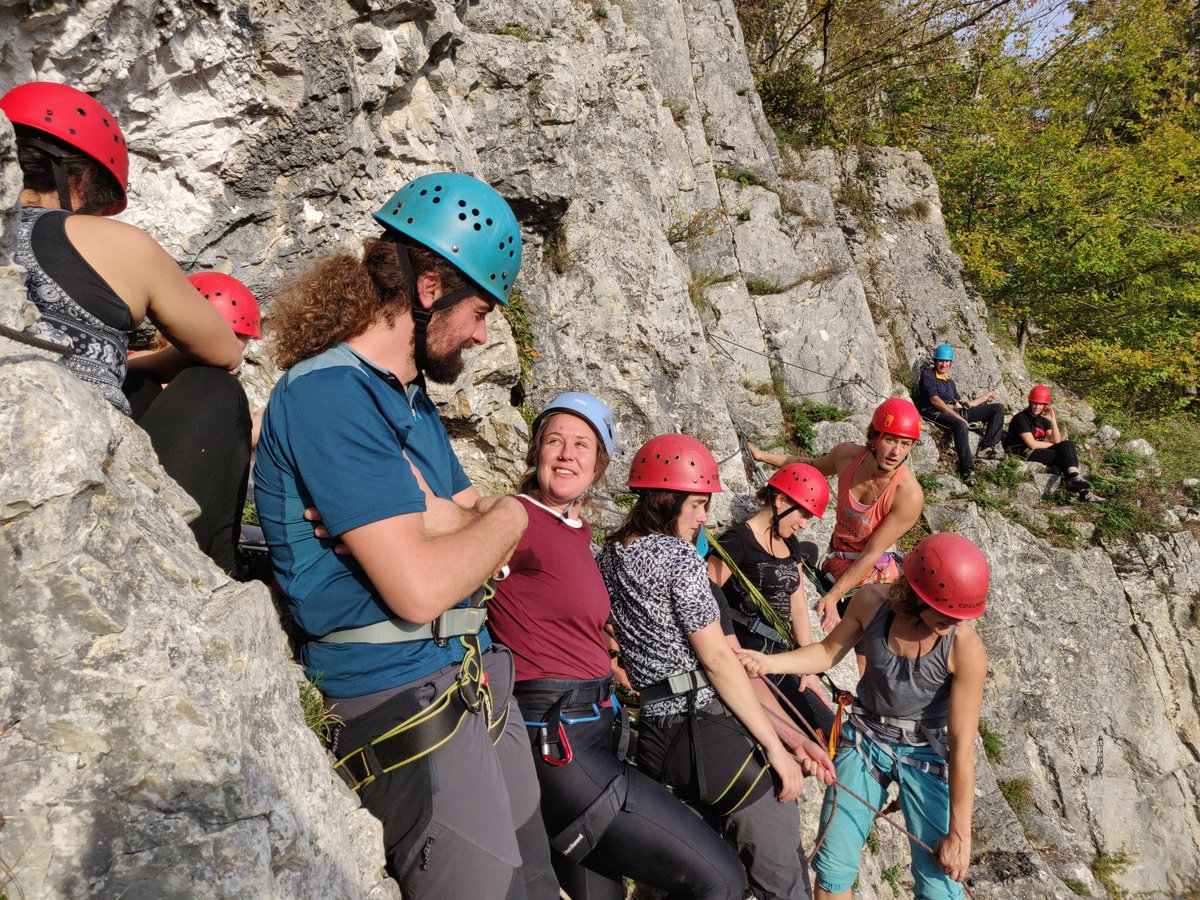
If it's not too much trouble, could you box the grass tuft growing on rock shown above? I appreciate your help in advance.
[1092,847,1133,899]
[979,720,1003,764]
[299,677,341,748]
[774,388,844,454]
[880,863,902,896]
[501,288,538,388]
[687,269,735,313]
[746,278,783,295]
[998,777,1033,816]
[1063,878,1090,897]
[667,207,723,253]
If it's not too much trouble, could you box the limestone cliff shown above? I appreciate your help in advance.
[1,0,1197,897]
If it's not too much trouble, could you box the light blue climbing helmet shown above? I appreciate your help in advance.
[933,343,955,361]
[532,392,617,457]
[373,172,522,307]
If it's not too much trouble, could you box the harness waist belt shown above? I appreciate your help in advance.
[514,676,612,715]
[851,703,948,734]
[319,606,487,644]
[727,608,787,645]
[639,669,711,706]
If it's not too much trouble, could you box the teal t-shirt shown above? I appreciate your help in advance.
[253,343,481,698]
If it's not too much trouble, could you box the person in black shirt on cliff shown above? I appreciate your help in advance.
[1004,385,1092,495]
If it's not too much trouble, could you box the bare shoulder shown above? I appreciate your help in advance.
[894,467,926,505]
[64,214,164,260]
[950,622,987,666]
[828,442,865,472]
[847,582,889,622]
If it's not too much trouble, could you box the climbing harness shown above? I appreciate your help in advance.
[515,675,640,862]
[331,583,506,792]
[639,666,771,817]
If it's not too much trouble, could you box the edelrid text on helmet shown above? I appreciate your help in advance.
[533,392,617,457]
[188,272,262,339]
[0,81,129,215]
[766,463,830,518]
[870,398,922,440]
[903,533,989,620]
[627,434,723,494]
[373,172,522,307]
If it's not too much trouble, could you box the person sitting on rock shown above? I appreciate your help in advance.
[749,398,926,633]
[2,82,249,573]
[913,343,1004,487]
[738,533,990,900]
[1004,385,1092,496]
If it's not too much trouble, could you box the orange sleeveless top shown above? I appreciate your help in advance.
[824,451,903,584]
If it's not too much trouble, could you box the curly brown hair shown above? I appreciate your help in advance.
[270,235,472,370]
[516,412,611,519]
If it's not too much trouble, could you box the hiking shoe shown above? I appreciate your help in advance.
[1067,474,1092,492]
[977,445,1003,461]
[961,470,977,488]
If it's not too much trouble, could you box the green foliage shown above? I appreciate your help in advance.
[1063,879,1091,897]
[543,225,580,275]
[667,207,724,252]
[746,278,783,295]
[613,491,638,509]
[501,288,538,387]
[241,499,260,527]
[777,394,845,453]
[688,269,736,313]
[865,823,880,854]
[736,0,1200,420]
[880,863,903,896]
[1092,847,1134,899]
[916,471,943,495]
[979,720,1003,764]
[976,454,1027,493]
[998,777,1033,816]
[717,164,770,188]
[298,677,341,748]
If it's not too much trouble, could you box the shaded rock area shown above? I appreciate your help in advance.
[1,0,1198,897]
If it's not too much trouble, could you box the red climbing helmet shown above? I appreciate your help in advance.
[903,533,989,620]
[870,397,921,440]
[0,82,129,215]
[626,434,723,494]
[1028,385,1051,405]
[188,273,262,339]
[767,463,829,518]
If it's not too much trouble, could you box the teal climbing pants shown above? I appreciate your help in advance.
[813,723,963,900]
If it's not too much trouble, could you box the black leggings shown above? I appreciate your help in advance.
[124,366,251,573]
[1019,441,1080,474]
[521,690,746,900]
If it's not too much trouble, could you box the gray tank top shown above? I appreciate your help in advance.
[853,601,955,748]
[16,206,131,414]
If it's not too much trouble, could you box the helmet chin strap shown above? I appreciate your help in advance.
[387,235,477,371]
[27,136,74,212]
[770,497,804,541]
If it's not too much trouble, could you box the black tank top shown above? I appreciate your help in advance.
[16,207,133,414]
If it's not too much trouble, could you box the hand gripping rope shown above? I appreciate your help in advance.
[757,676,977,899]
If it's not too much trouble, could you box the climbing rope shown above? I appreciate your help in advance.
[0,322,73,357]
[759,677,977,898]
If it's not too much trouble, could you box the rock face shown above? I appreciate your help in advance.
[1,0,1198,897]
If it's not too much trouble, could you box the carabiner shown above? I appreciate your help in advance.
[541,722,573,766]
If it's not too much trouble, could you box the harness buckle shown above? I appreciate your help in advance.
[457,670,487,714]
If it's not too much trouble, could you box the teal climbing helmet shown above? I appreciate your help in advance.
[933,343,955,361]
[373,172,522,306]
